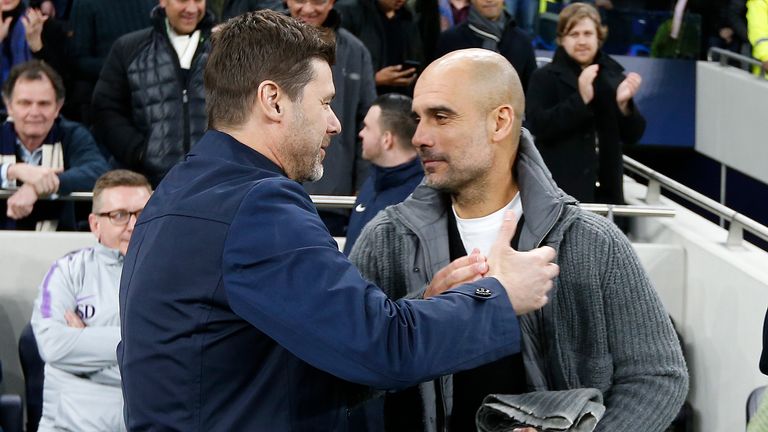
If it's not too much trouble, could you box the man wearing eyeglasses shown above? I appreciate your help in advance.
[30,169,151,432]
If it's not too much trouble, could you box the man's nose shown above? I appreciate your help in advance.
[411,122,430,148]
[327,109,341,135]
[126,213,139,232]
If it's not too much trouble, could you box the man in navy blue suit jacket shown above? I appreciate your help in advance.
[117,10,558,431]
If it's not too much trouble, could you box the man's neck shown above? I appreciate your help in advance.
[377,2,397,19]
[374,149,417,168]
[217,124,287,174]
[19,135,45,153]
[452,170,518,219]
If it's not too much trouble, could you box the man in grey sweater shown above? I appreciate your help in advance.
[350,49,688,431]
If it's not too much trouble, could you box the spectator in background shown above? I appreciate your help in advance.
[92,0,213,186]
[343,93,421,255]
[526,3,645,206]
[711,0,750,58]
[505,0,538,34]
[31,169,151,432]
[68,0,155,124]
[0,60,109,230]
[434,0,538,92]
[0,0,69,96]
[286,0,377,236]
[437,0,470,30]
[337,0,424,95]
[748,0,768,71]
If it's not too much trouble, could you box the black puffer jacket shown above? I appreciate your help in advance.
[92,7,213,185]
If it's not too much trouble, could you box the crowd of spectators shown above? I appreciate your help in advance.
[0,0,758,234]
[4,1,765,431]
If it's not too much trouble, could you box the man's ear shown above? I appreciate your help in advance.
[88,213,100,240]
[256,81,283,122]
[381,131,394,150]
[491,105,514,142]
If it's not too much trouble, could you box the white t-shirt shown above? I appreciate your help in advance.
[452,193,523,256]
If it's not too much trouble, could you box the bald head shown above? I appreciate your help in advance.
[417,49,524,133]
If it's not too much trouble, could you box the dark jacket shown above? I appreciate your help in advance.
[343,156,423,255]
[526,47,645,204]
[434,16,537,91]
[303,10,377,199]
[0,118,110,230]
[118,130,522,431]
[336,0,425,73]
[219,0,285,21]
[92,7,213,186]
[69,0,156,81]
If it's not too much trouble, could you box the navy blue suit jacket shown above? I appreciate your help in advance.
[118,130,521,431]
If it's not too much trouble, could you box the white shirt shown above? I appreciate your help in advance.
[166,19,201,70]
[452,193,523,256]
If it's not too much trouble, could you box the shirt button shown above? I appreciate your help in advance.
[475,287,492,297]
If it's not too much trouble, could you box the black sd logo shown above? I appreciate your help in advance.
[76,304,96,319]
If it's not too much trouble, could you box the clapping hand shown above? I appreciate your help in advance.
[616,72,642,116]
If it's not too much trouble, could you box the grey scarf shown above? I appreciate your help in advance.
[467,6,507,52]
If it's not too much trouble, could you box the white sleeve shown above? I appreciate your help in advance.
[89,364,122,386]
[1,162,17,189]
[30,260,120,374]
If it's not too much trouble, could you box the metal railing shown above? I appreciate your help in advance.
[707,47,767,78]
[624,155,768,247]
[0,190,675,217]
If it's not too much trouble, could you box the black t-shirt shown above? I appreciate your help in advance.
[447,207,528,431]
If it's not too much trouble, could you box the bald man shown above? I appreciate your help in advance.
[350,49,688,432]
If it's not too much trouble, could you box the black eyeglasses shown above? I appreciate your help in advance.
[95,209,143,226]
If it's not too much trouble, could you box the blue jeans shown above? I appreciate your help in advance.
[505,0,538,34]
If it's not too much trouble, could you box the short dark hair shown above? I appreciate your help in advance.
[92,170,152,213]
[2,60,65,102]
[204,10,336,129]
[372,93,416,150]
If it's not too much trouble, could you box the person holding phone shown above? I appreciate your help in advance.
[526,2,645,207]
[336,0,425,95]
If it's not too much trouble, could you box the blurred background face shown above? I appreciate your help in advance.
[471,0,504,21]
[1,0,20,11]
[561,17,599,67]
[377,0,405,13]
[89,186,152,255]
[286,0,335,27]
[359,105,384,162]
[160,0,205,35]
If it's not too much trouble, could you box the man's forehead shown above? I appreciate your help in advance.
[13,77,56,97]
[308,59,335,96]
[413,79,462,113]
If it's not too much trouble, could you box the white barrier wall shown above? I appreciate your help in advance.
[696,62,768,184]
[1,195,767,432]
[626,179,768,431]
[0,232,95,398]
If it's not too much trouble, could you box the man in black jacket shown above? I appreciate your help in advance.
[336,0,424,95]
[92,0,213,186]
[434,0,537,92]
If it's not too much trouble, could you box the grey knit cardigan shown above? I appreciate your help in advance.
[349,131,689,432]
